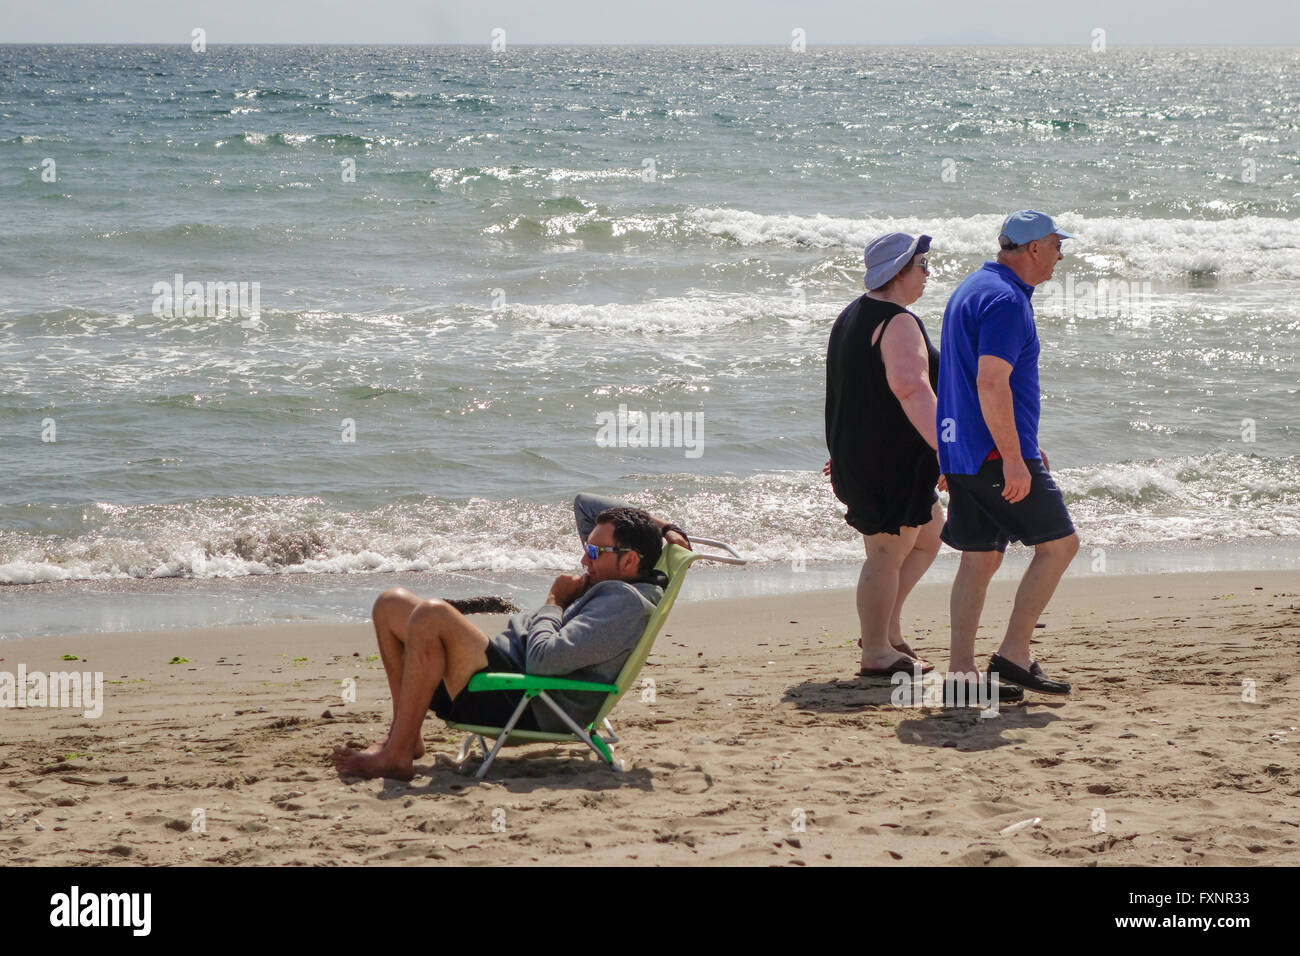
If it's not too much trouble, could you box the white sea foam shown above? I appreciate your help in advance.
[501,294,801,333]
[1,454,1294,584]
[468,165,652,184]
[682,208,1300,279]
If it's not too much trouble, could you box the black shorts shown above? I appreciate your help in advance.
[941,458,1075,553]
[429,642,540,730]
[842,486,940,537]
[834,449,941,537]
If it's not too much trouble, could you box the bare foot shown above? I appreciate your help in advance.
[360,733,425,759]
[331,744,415,780]
[860,650,927,669]
[891,640,922,660]
[857,638,923,658]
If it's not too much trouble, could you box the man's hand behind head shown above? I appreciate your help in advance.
[664,529,690,551]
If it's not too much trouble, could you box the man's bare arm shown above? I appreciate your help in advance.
[574,493,690,550]
[976,355,1031,503]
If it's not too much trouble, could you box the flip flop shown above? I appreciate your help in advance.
[988,653,1071,694]
[857,656,933,678]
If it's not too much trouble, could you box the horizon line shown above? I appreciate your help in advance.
[2,41,1298,48]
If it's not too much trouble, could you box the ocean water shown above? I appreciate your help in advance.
[1,45,1297,637]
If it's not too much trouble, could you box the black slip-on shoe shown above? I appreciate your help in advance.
[988,653,1071,694]
[858,655,932,678]
[943,672,1023,705]
[983,676,1022,704]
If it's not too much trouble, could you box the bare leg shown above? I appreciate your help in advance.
[996,533,1079,667]
[949,549,1003,673]
[858,526,923,670]
[888,501,943,654]
[362,587,427,758]
[333,597,489,779]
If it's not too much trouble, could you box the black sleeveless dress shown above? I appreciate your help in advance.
[825,294,941,535]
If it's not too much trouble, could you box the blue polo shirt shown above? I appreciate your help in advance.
[936,262,1042,475]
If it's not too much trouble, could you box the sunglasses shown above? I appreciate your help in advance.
[915,257,930,275]
[583,544,639,561]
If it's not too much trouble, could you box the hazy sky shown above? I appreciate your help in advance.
[1,0,1296,45]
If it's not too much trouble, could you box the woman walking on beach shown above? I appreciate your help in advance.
[825,232,945,677]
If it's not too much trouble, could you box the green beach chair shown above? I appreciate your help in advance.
[449,537,744,779]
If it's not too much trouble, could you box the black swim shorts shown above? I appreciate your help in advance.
[429,642,540,730]
[941,457,1075,553]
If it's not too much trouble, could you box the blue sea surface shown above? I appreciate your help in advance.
[1,45,1297,635]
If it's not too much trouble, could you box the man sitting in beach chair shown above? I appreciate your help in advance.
[331,494,690,780]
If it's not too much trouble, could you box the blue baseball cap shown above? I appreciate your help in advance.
[999,210,1075,246]
[864,232,932,290]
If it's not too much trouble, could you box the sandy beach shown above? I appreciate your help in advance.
[1,568,1297,866]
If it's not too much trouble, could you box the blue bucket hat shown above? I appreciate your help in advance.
[864,232,932,290]
[999,210,1075,246]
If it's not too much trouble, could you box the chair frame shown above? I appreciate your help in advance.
[448,538,742,778]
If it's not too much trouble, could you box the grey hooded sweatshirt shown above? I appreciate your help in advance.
[488,494,664,733]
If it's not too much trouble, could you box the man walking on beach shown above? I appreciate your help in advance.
[935,210,1079,695]
[331,494,688,779]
